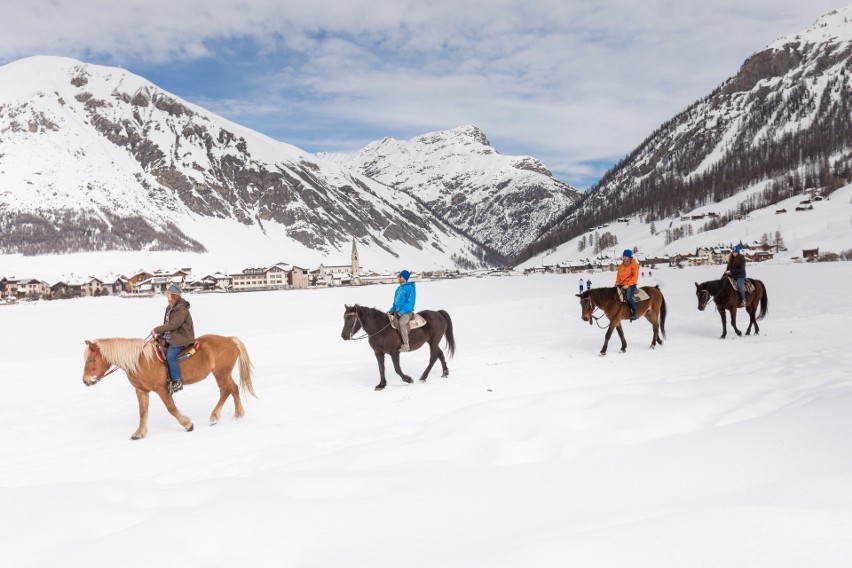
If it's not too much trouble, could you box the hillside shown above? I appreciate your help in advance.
[515,6,852,267]
[0,56,497,272]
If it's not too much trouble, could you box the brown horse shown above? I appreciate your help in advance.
[341,305,455,390]
[695,278,768,338]
[577,286,667,355]
[82,335,256,439]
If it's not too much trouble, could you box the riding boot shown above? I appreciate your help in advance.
[738,297,746,307]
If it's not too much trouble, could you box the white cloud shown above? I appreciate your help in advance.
[0,0,846,186]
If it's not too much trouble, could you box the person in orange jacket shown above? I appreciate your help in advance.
[615,249,640,320]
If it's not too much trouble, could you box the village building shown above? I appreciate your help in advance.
[231,263,309,292]
[315,238,361,286]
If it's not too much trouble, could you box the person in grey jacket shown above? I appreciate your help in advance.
[152,284,195,393]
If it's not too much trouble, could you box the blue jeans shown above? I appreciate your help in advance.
[736,277,746,301]
[166,345,183,382]
[625,285,637,316]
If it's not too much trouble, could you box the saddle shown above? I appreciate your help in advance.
[388,312,428,330]
[615,287,650,303]
[724,276,755,294]
[154,336,200,364]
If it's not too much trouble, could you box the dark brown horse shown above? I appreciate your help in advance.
[577,286,667,355]
[695,278,768,338]
[341,305,455,390]
[82,335,256,439]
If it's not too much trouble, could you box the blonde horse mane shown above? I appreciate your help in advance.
[86,338,157,376]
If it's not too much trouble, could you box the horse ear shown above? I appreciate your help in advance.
[575,293,581,297]
[695,282,699,288]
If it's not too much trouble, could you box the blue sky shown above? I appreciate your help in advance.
[0,0,845,188]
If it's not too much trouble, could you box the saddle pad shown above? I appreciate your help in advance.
[155,340,200,363]
[616,287,651,303]
[388,313,428,330]
[725,276,755,294]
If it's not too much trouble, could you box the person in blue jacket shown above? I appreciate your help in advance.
[388,270,416,351]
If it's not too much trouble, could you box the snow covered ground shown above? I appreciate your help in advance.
[2,261,852,567]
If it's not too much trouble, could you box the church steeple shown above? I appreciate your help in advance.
[351,238,360,276]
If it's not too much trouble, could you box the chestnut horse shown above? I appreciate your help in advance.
[341,305,455,390]
[577,286,667,355]
[82,335,256,439]
[695,278,768,338]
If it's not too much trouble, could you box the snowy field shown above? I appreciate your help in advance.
[2,261,852,567]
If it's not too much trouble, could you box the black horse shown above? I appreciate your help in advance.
[341,305,456,390]
[695,278,768,338]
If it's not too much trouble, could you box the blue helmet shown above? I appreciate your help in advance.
[622,249,633,258]
[399,270,411,281]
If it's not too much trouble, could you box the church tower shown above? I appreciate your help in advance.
[351,238,360,277]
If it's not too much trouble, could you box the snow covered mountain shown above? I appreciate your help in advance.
[0,56,495,271]
[516,5,852,266]
[322,126,580,257]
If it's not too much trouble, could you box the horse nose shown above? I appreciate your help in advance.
[341,332,350,340]
[581,315,590,322]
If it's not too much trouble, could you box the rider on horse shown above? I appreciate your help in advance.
[388,270,416,352]
[152,284,195,393]
[725,245,747,307]
[615,249,640,320]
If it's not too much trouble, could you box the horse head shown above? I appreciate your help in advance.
[341,304,362,340]
[577,290,595,324]
[82,340,112,386]
[695,282,712,311]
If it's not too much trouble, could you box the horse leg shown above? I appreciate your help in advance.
[390,351,414,385]
[745,301,759,335]
[616,323,627,353]
[649,312,660,349]
[419,340,441,382]
[210,367,242,425]
[600,320,619,355]
[131,388,149,440]
[374,350,388,391]
[730,307,742,336]
[155,389,194,432]
[438,349,449,378]
[717,307,728,339]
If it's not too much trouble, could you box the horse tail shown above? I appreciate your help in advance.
[438,310,456,358]
[755,279,769,321]
[229,336,258,398]
[658,286,667,339]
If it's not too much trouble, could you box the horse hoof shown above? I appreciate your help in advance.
[374,385,385,391]
[209,419,218,426]
[442,371,449,378]
[419,378,427,383]
[599,352,607,357]
[130,435,142,441]
[403,376,413,384]
[187,423,194,432]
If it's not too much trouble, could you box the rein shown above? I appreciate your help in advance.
[87,333,155,384]
[582,295,610,329]
[345,309,392,340]
[87,344,120,384]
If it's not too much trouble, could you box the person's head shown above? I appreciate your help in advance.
[166,284,182,303]
[622,249,633,262]
[398,270,410,283]
[733,245,741,255]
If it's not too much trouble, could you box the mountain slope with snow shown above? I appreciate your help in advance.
[324,125,580,257]
[0,56,492,271]
[516,5,852,266]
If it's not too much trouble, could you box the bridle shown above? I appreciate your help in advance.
[86,343,119,385]
[697,285,721,310]
[344,308,391,340]
[581,294,608,328]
